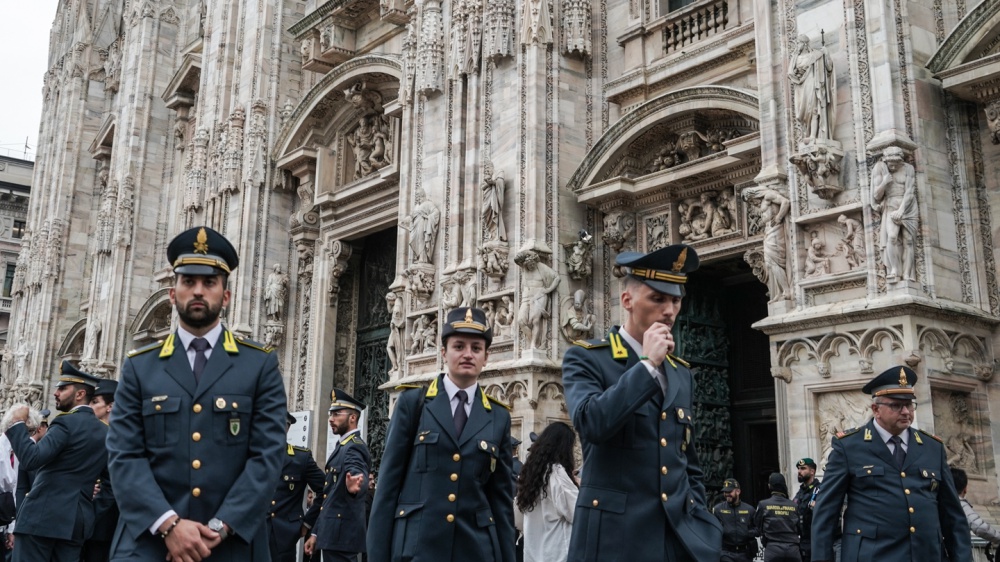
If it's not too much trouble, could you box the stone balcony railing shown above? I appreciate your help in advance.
[0,298,11,313]
[661,0,729,55]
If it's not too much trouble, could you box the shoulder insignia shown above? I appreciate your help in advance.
[573,338,610,349]
[609,333,629,360]
[128,339,165,358]
[486,394,511,411]
[425,376,440,399]
[917,428,942,443]
[340,433,360,446]
[292,445,312,452]
[235,335,272,353]
[835,427,860,439]
[394,383,422,391]
[159,334,176,358]
[287,444,295,455]
[669,354,690,368]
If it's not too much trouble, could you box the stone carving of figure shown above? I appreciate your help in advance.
[521,0,553,45]
[871,147,918,283]
[483,300,497,331]
[495,295,514,338]
[403,188,441,264]
[13,340,30,381]
[514,249,560,349]
[788,34,836,142]
[84,318,102,359]
[481,161,506,242]
[565,229,594,281]
[347,116,391,179]
[745,188,791,303]
[386,292,404,372]
[410,315,427,355]
[264,264,289,321]
[561,289,594,341]
[458,271,476,307]
[837,214,866,269]
[685,191,734,241]
[602,211,635,253]
[804,232,831,278]
[420,316,438,353]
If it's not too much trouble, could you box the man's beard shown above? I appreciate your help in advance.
[178,299,223,329]
[797,474,809,483]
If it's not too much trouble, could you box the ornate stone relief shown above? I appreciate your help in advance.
[789,142,844,200]
[817,391,873,469]
[742,187,790,303]
[186,129,209,212]
[563,229,594,281]
[294,239,316,408]
[483,0,515,61]
[932,389,984,474]
[803,231,831,278]
[244,100,267,191]
[560,289,594,341]
[405,265,436,304]
[409,313,438,355]
[328,240,353,306]
[918,326,993,382]
[602,211,635,253]
[344,83,393,180]
[645,215,669,252]
[415,0,445,95]
[870,147,918,284]
[97,177,117,255]
[402,187,440,265]
[562,0,592,57]
[115,176,135,247]
[520,0,552,45]
[514,247,559,350]
[985,99,1000,145]
[220,106,245,195]
[679,188,737,242]
[837,214,866,270]
[481,295,515,340]
[441,269,477,308]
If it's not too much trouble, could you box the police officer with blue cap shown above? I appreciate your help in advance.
[563,244,722,562]
[83,378,119,562]
[265,412,325,562]
[4,361,108,562]
[106,226,287,561]
[811,366,971,561]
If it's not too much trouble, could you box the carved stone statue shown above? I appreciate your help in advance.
[789,34,836,142]
[403,188,440,264]
[264,264,289,321]
[804,232,831,278]
[481,161,506,242]
[495,295,514,338]
[871,147,918,283]
[564,229,594,281]
[386,292,404,372]
[561,289,594,341]
[514,249,560,349]
[347,115,391,179]
[410,314,430,355]
[837,214,866,269]
[602,211,636,253]
[745,188,791,303]
[683,191,734,242]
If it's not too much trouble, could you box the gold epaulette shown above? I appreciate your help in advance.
[340,433,360,446]
[486,395,511,411]
[292,445,312,452]
[835,427,860,439]
[917,428,943,443]
[236,337,273,353]
[669,355,690,368]
[127,340,164,357]
[573,339,609,349]
[394,384,422,391]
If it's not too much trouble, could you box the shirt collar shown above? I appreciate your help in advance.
[442,374,478,404]
[177,323,224,351]
[617,327,642,355]
[872,419,908,446]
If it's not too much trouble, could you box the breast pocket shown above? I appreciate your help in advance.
[412,431,439,472]
[476,440,499,483]
[853,465,883,497]
[213,394,252,446]
[918,468,940,493]
[142,397,181,447]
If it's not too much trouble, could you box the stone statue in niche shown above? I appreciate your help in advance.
[744,188,791,303]
[564,229,594,281]
[944,393,979,472]
[385,292,405,372]
[871,147,918,283]
[263,264,288,321]
[561,289,594,341]
[836,214,866,269]
[804,231,831,278]
[514,249,560,349]
[985,100,1000,145]
[347,115,391,178]
[481,160,506,242]
[789,34,836,142]
[402,188,440,264]
[494,295,515,339]
[602,211,636,253]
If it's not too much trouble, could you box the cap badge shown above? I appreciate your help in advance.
[898,368,907,387]
[672,248,688,272]
[465,309,473,323]
[194,227,209,255]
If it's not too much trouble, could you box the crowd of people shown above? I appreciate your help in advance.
[0,231,995,562]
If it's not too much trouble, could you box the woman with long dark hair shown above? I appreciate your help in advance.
[516,422,579,562]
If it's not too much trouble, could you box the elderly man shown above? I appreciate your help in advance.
[811,366,971,561]
[562,244,722,561]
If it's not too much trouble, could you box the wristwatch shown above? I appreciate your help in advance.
[207,518,229,541]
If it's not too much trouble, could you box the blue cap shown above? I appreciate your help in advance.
[167,226,239,276]
[616,244,699,297]
[329,388,365,413]
[55,361,101,389]
[441,307,493,348]
[94,379,118,398]
[861,366,917,398]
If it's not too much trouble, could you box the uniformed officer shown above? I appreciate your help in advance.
[304,389,371,562]
[712,478,757,562]
[810,366,971,561]
[754,473,800,561]
[562,244,722,562]
[83,379,119,562]
[4,361,109,562]
[106,226,287,561]
[791,458,818,562]
[367,306,516,562]
[267,413,325,562]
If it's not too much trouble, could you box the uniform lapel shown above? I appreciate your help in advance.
[866,420,898,469]
[426,377,460,447]
[458,388,490,447]
[900,427,926,472]
[661,360,682,408]
[162,332,198,396]
[613,326,665,408]
[193,331,235,400]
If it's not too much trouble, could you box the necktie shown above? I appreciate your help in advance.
[454,390,469,438]
[890,435,906,469]
[191,337,210,383]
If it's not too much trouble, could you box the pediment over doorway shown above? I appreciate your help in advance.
[928,1,1000,103]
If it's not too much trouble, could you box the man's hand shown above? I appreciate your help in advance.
[5,533,13,550]
[641,321,675,366]
[304,534,317,556]
[345,472,365,495]
[162,518,217,562]
[8,406,28,423]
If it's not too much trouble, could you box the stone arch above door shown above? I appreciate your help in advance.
[127,288,174,348]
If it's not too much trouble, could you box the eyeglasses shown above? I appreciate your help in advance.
[875,401,917,412]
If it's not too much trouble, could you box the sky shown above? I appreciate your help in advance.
[0,2,59,161]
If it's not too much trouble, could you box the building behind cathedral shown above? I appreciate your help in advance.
[9,0,1000,508]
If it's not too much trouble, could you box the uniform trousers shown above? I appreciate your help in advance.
[322,550,359,562]
[763,542,801,562]
[82,540,111,562]
[12,534,83,562]
[720,550,754,562]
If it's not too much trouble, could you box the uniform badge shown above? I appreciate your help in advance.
[216,397,226,409]
[229,417,240,436]
[863,428,872,441]
[677,408,685,420]
[685,427,691,444]
[480,440,488,451]
[289,483,295,490]
[491,458,496,473]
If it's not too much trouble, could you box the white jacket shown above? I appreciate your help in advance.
[962,497,1000,545]
[520,463,578,562]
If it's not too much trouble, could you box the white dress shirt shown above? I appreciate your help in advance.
[873,420,909,455]
[442,374,476,417]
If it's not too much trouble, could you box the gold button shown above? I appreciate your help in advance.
[193,404,202,413]
[450,473,458,482]
[900,472,906,478]
[155,405,162,411]
[446,514,455,523]
[910,526,915,533]
[192,460,201,469]
[323,494,328,499]
[866,470,871,474]
[192,432,201,442]
[232,402,238,409]
[660,438,667,447]
[399,510,405,515]
[419,436,425,441]
[908,507,914,513]
[661,493,668,501]
[271,500,276,505]
[856,529,861,534]
[448,494,456,502]
[453,454,461,461]
[661,412,667,420]
[904,489,910,495]
[192,488,201,497]
[661,466,668,475]
[592,499,599,507]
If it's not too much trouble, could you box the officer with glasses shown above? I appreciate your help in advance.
[810,366,971,562]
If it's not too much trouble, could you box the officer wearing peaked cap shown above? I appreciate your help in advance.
[368,307,515,562]
[106,226,287,561]
[4,361,108,562]
[563,244,722,562]
[84,378,119,562]
[811,366,971,561]
[304,389,370,562]
[712,479,757,562]
[266,413,324,562]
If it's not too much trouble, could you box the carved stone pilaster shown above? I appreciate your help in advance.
[220,105,245,195]
[115,176,135,247]
[328,240,353,306]
[243,100,267,191]
[186,129,209,213]
[415,0,445,95]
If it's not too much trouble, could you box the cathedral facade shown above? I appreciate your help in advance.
[10,0,1000,505]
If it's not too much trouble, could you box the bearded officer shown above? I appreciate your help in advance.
[83,379,119,562]
[563,244,722,562]
[106,226,287,561]
[304,389,370,561]
[267,413,325,562]
[810,366,971,561]
[712,479,757,562]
